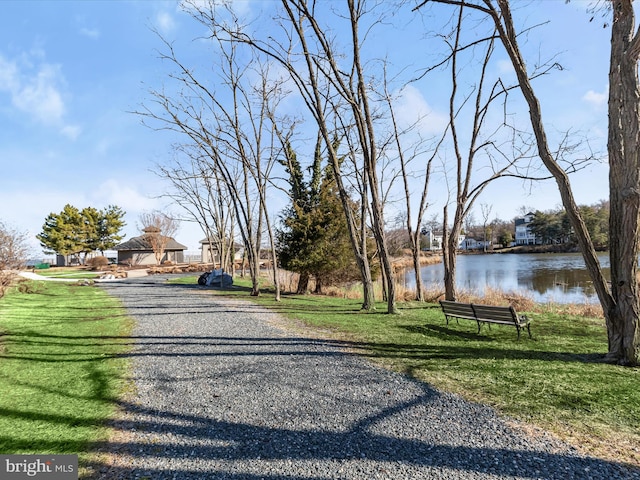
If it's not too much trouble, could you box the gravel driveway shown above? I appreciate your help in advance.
[92,276,639,480]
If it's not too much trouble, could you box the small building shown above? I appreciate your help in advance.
[199,237,243,265]
[114,229,187,266]
[459,237,491,251]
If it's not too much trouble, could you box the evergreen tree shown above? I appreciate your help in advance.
[37,204,85,261]
[277,140,354,294]
[95,205,126,253]
[37,204,126,262]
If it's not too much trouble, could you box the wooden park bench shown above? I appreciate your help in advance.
[439,300,532,340]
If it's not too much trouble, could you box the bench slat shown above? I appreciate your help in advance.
[439,301,476,322]
[472,305,516,322]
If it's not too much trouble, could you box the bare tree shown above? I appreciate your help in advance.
[0,221,30,299]
[436,6,536,301]
[223,0,400,312]
[480,202,492,252]
[138,211,180,265]
[137,21,287,299]
[157,149,237,272]
[415,0,638,365]
[382,79,441,301]
[491,0,636,365]
[185,1,384,310]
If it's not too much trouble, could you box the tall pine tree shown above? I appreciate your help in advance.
[277,140,354,294]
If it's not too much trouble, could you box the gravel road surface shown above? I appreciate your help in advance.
[92,276,639,479]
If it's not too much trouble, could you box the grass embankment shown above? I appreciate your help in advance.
[177,276,640,468]
[0,280,132,472]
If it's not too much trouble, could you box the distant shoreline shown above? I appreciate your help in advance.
[484,245,608,254]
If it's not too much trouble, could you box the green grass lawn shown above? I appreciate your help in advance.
[33,268,100,279]
[178,276,640,467]
[0,281,132,473]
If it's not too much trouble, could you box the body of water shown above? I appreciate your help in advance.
[403,253,610,304]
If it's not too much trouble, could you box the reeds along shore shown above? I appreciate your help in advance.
[390,253,443,270]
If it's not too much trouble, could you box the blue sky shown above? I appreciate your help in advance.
[0,1,615,257]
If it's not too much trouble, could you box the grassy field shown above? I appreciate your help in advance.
[33,267,100,279]
[177,276,640,468]
[0,280,132,472]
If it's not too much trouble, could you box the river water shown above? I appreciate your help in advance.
[403,253,610,304]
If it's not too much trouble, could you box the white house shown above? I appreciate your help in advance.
[514,212,540,245]
[422,229,466,251]
[459,237,491,250]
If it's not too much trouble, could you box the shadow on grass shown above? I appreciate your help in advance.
[3,280,636,479]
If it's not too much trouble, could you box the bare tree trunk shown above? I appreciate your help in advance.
[411,248,425,301]
[487,0,621,355]
[443,244,458,301]
[348,0,397,313]
[264,209,281,301]
[442,205,456,300]
[607,0,640,364]
[358,199,376,310]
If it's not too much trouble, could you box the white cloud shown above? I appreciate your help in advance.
[393,84,448,135]
[0,179,166,255]
[0,188,88,253]
[92,179,161,213]
[60,124,82,140]
[0,51,79,137]
[497,59,515,76]
[80,27,100,39]
[155,11,176,34]
[91,179,173,242]
[12,63,66,124]
[583,86,608,109]
[0,55,19,91]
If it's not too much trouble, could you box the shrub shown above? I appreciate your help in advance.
[86,256,109,270]
[0,272,14,299]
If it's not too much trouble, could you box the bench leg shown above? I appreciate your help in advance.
[526,324,532,339]
[516,326,521,341]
